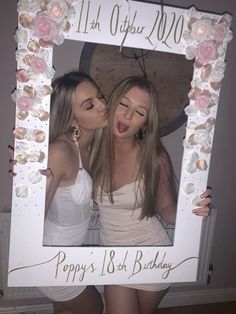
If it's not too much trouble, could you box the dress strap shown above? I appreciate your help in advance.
[74,140,83,170]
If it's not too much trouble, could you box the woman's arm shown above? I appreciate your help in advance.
[156,150,211,224]
[43,141,68,217]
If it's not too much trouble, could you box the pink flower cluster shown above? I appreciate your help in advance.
[30,56,47,74]
[18,0,73,45]
[196,40,218,65]
[188,88,214,110]
[34,12,58,42]
[17,96,33,111]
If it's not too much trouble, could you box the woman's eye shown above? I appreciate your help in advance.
[119,102,128,107]
[85,103,94,110]
[136,111,145,117]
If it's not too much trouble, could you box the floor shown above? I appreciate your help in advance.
[157,301,236,314]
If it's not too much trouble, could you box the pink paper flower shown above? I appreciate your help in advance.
[31,56,47,74]
[196,40,218,65]
[34,12,58,41]
[16,69,30,82]
[17,96,33,111]
[213,22,227,43]
[195,93,211,109]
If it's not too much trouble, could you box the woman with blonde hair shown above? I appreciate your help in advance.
[92,76,211,314]
[9,70,108,314]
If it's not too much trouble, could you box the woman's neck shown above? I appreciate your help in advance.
[78,129,95,152]
[114,137,138,153]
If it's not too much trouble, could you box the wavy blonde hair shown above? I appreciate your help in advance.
[91,76,174,219]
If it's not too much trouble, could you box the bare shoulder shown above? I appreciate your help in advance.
[48,139,74,173]
[49,138,74,157]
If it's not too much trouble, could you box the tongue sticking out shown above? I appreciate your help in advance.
[117,121,129,133]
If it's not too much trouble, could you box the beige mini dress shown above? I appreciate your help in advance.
[97,180,172,291]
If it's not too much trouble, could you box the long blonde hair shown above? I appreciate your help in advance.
[91,76,174,219]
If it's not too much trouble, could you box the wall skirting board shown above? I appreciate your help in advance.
[0,288,236,313]
[159,287,236,307]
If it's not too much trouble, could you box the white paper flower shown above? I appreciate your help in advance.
[191,19,212,41]
[47,0,69,24]
[15,185,29,198]
[28,170,42,184]
[183,182,195,194]
[210,66,225,82]
[182,30,193,44]
[185,46,196,60]
[14,29,28,43]
[185,7,197,19]
[191,129,211,147]
[17,0,41,14]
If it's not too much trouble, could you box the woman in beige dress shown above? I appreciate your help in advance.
[92,76,211,314]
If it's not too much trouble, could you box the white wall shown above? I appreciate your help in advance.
[1,0,235,294]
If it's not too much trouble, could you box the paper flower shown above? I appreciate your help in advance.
[16,96,33,111]
[17,0,41,14]
[13,127,46,143]
[28,170,43,184]
[185,151,208,174]
[189,129,211,147]
[47,0,69,24]
[15,185,29,198]
[210,61,226,82]
[186,88,217,117]
[213,22,227,43]
[16,69,30,83]
[30,56,47,74]
[15,142,46,164]
[14,28,28,43]
[191,19,212,42]
[34,12,58,42]
[195,40,218,65]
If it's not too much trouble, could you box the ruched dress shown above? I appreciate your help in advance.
[39,146,93,302]
[97,180,171,291]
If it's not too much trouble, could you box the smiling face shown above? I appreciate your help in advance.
[73,81,108,130]
[112,86,151,139]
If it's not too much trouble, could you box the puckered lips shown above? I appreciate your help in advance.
[116,121,129,133]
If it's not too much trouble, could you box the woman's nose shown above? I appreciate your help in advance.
[97,98,107,110]
[124,108,132,120]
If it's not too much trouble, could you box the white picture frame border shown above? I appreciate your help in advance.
[8,0,232,286]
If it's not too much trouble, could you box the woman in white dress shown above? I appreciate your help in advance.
[92,76,211,314]
[10,70,108,314]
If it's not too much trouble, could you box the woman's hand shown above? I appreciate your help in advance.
[8,145,16,178]
[192,187,212,218]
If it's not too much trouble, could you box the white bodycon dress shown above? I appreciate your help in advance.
[39,148,93,302]
[97,180,171,291]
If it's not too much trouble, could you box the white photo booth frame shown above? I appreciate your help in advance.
[8,0,232,287]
